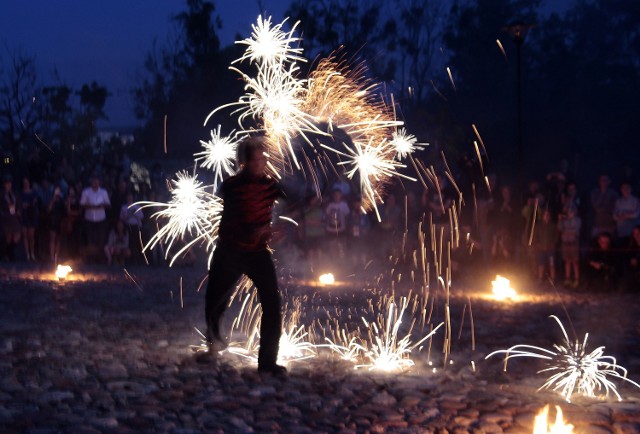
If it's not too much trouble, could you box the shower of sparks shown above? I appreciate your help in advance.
[326,137,415,220]
[486,315,640,402]
[226,294,317,365]
[355,297,444,372]
[234,15,305,66]
[137,171,222,266]
[390,128,425,160]
[194,125,240,187]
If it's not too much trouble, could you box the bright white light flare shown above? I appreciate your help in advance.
[234,15,305,66]
[391,128,425,160]
[319,273,335,285]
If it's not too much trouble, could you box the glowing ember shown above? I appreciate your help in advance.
[55,265,72,280]
[491,275,517,300]
[533,405,574,434]
[319,273,335,285]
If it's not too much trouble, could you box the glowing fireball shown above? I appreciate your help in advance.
[491,275,517,300]
[533,405,574,434]
[319,273,335,285]
[55,265,72,280]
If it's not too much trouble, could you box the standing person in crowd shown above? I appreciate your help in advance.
[558,205,582,288]
[531,209,558,283]
[561,182,582,215]
[301,195,324,276]
[204,137,286,375]
[104,220,130,265]
[1,175,21,261]
[380,192,402,257]
[590,175,618,240]
[349,196,371,268]
[489,185,520,268]
[120,192,144,263]
[63,186,82,260]
[47,186,66,263]
[20,177,39,261]
[324,188,350,260]
[613,182,640,246]
[624,225,640,292]
[80,175,110,262]
[587,232,618,292]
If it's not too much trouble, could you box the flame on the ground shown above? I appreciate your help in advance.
[491,275,517,300]
[533,405,574,433]
[319,273,335,285]
[55,265,72,280]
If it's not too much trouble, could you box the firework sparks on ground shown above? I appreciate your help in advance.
[486,315,640,402]
[137,171,222,265]
[491,275,517,301]
[194,125,241,187]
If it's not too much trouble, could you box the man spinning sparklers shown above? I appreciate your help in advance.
[205,136,287,376]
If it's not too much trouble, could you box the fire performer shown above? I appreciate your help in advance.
[205,136,286,375]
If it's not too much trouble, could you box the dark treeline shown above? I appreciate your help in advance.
[1,0,638,188]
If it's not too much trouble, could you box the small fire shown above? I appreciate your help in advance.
[533,405,574,433]
[491,275,516,300]
[55,265,72,280]
[319,273,335,285]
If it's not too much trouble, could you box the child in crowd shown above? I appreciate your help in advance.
[532,209,558,283]
[104,220,130,265]
[558,205,581,288]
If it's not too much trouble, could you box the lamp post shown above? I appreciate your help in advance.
[503,22,534,188]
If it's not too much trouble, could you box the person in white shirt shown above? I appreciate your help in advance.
[80,175,110,259]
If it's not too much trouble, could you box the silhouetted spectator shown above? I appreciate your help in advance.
[624,225,640,292]
[20,177,39,261]
[104,220,130,265]
[63,185,82,260]
[558,205,581,288]
[80,175,111,261]
[301,195,324,274]
[531,210,558,283]
[47,185,66,263]
[590,175,618,239]
[587,232,618,292]
[1,175,21,261]
[349,196,371,267]
[324,189,350,259]
[613,182,639,245]
[489,185,520,267]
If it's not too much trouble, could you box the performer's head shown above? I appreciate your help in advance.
[238,136,267,177]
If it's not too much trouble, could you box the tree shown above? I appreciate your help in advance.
[133,0,243,157]
[0,48,39,158]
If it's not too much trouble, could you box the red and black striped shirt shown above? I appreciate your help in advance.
[218,172,283,251]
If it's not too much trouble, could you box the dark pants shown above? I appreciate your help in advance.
[205,245,281,367]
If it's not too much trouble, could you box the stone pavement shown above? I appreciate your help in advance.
[0,263,639,433]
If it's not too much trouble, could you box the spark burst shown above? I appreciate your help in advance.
[138,171,222,265]
[234,15,305,66]
[194,125,240,186]
[486,315,640,402]
[390,128,425,160]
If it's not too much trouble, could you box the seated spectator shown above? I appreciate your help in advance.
[104,220,130,265]
[624,225,640,292]
[120,192,144,263]
[587,232,618,292]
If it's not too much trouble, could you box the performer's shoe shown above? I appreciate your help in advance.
[258,364,287,376]
[206,326,227,353]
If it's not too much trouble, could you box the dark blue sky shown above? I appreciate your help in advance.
[0,0,289,128]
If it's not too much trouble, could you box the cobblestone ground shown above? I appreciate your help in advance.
[0,262,639,433]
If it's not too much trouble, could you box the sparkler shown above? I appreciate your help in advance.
[486,315,640,402]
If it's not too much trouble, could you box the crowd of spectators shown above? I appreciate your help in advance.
[0,148,167,267]
[1,148,638,293]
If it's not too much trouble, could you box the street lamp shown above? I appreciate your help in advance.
[503,22,534,188]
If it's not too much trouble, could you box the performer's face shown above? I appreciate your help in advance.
[246,148,267,177]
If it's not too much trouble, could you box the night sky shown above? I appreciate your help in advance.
[0,0,289,128]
